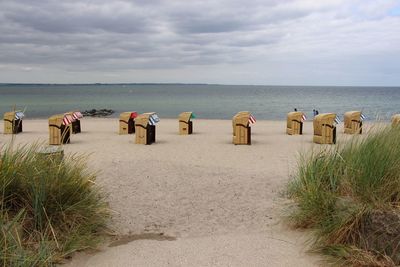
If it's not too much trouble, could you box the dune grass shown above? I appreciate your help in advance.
[287,126,400,266]
[0,143,110,266]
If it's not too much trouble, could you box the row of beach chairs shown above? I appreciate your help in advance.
[3,110,400,146]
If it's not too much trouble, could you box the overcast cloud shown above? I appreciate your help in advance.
[0,0,399,85]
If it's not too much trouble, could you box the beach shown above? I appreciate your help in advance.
[2,0,399,264]
[1,118,370,266]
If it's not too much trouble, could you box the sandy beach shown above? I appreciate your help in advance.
[1,118,368,266]
[1,0,398,264]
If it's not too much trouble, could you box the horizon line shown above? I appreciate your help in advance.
[0,82,399,88]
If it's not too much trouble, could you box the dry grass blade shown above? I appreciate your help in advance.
[286,126,400,266]
[0,142,110,266]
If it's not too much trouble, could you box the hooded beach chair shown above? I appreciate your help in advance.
[392,114,400,127]
[3,110,24,134]
[232,111,255,145]
[48,114,72,145]
[135,112,159,145]
[344,111,362,134]
[119,111,138,135]
[66,111,83,134]
[178,112,194,135]
[286,111,305,135]
[313,113,337,144]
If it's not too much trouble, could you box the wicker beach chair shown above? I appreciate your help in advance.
[135,112,159,145]
[344,111,362,134]
[232,111,251,145]
[313,113,337,144]
[66,111,83,134]
[3,110,23,134]
[178,112,193,135]
[49,114,71,145]
[286,111,304,135]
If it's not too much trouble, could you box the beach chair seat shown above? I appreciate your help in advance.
[66,111,83,134]
[313,113,336,144]
[49,114,71,145]
[344,111,362,134]
[135,112,159,145]
[286,112,304,135]
[179,112,193,135]
[3,111,24,134]
[232,111,252,145]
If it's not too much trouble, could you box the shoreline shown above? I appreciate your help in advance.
[9,116,390,122]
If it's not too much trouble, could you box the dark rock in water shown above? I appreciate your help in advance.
[82,109,115,117]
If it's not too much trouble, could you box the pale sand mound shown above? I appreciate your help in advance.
[1,118,351,266]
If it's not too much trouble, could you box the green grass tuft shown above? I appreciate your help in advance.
[287,126,400,266]
[0,143,110,266]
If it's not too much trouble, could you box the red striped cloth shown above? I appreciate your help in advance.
[73,111,83,119]
[62,114,74,125]
[301,113,307,121]
[249,114,256,124]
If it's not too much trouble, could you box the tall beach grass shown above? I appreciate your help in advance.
[287,126,400,266]
[0,143,109,266]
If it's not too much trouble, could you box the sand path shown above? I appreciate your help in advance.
[1,118,325,266]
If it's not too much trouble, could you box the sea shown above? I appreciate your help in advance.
[0,84,399,120]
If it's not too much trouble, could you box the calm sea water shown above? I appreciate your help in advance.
[0,84,399,120]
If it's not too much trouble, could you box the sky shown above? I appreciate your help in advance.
[0,0,399,86]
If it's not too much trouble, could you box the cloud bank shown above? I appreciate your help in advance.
[0,0,399,85]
